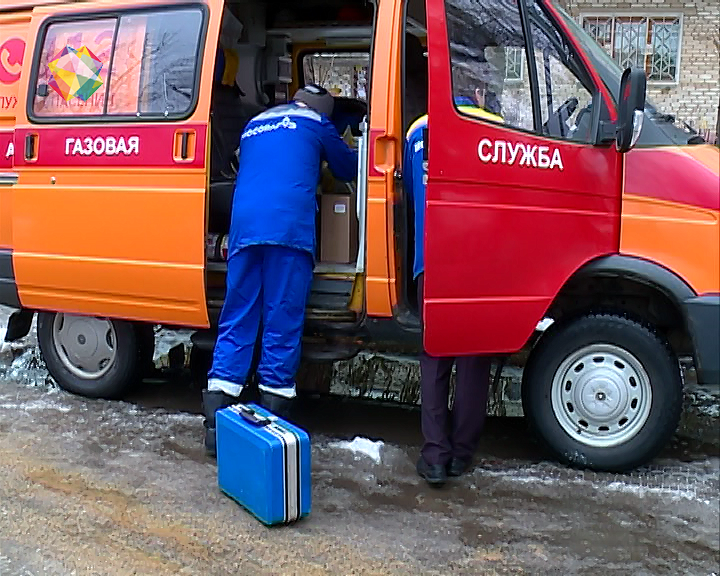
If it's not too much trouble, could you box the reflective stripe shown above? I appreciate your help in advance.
[406,115,428,140]
[208,378,243,397]
[457,105,504,124]
[253,105,322,124]
[258,383,297,399]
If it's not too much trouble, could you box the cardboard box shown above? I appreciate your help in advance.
[320,193,358,264]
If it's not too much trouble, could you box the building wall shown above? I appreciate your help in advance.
[560,0,720,135]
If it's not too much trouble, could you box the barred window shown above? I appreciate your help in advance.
[504,46,524,82]
[580,14,681,83]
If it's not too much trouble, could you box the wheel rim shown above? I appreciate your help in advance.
[52,314,117,380]
[551,344,652,448]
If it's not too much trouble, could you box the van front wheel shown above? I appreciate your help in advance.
[522,313,683,472]
[38,312,140,399]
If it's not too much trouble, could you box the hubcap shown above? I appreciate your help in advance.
[551,344,652,448]
[52,314,117,379]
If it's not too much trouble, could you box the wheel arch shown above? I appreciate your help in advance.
[567,254,696,305]
[540,254,695,357]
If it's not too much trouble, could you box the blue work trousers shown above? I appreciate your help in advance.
[208,245,313,398]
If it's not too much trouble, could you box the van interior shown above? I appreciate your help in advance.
[204,0,429,338]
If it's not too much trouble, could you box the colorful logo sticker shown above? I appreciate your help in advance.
[47,45,104,102]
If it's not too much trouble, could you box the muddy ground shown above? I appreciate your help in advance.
[0,365,718,575]
[0,309,718,575]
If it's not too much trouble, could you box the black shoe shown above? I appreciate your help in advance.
[447,457,472,477]
[260,391,295,421]
[202,389,238,457]
[416,457,447,487]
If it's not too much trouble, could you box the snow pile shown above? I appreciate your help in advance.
[329,436,384,464]
[153,327,194,363]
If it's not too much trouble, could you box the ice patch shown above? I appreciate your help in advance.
[0,398,71,412]
[535,317,554,332]
[329,436,384,464]
[479,461,720,506]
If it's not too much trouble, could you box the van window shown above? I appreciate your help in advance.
[302,52,369,101]
[33,18,116,117]
[32,7,204,120]
[445,0,534,132]
[525,1,594,142]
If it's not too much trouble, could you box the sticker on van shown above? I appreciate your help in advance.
[478,139,564,171]
[64,136,139,157]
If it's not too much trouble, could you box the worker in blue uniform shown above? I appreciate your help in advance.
[405,112,492,487]
[202,85,358,455]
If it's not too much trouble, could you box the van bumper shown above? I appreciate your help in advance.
[684,295,720,387]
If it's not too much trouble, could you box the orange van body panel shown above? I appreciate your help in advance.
[9,0,224,327]
[364,0,403,318]
[620,145,720,296]
[0,10,30,250]
[621,195,720,296]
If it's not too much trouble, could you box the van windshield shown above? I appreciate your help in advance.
[555,5,708,146]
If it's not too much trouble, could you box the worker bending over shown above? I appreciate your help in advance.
[202,84,358,456]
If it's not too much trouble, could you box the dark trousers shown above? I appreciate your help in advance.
[417,274,491,466]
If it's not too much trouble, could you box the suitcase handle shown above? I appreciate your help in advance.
[236,405,272,427]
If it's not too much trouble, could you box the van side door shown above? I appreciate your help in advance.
[423,0,621,356]
[12,0,223,327]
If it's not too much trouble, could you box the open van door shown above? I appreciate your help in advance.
[423,0,621,356]
[12,0,223,327]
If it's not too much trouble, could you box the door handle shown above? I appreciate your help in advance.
[373,134,397,174]
[0,172,19,186]
[24,133,38,161]
[173,129,195,162]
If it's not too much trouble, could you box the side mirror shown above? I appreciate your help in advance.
[616,67,647,153]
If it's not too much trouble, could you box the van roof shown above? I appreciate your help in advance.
[0,0,84,12]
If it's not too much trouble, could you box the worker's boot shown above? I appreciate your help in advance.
[202,389,238,457]
[260,390,295,422]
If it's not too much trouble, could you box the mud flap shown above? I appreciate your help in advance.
[5,309,34,342]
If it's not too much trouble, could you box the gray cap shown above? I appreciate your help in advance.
[293,84,334,117]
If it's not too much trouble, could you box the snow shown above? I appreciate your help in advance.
[329,436,384,464]
[153,327,194,363]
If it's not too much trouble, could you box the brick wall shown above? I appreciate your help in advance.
[560,0,720,135]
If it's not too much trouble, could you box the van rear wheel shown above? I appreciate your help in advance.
[38,312,140,399]
[522,313,683,472]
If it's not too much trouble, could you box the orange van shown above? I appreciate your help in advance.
[1,0,718,471]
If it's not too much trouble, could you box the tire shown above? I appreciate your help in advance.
[522,313,683,472]
[38,312,140,399]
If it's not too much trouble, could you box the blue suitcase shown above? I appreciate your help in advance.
[216,403,311,526]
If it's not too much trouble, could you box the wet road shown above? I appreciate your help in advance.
[0,361,718,576]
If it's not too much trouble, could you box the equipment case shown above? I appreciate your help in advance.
[216,403,311,525]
